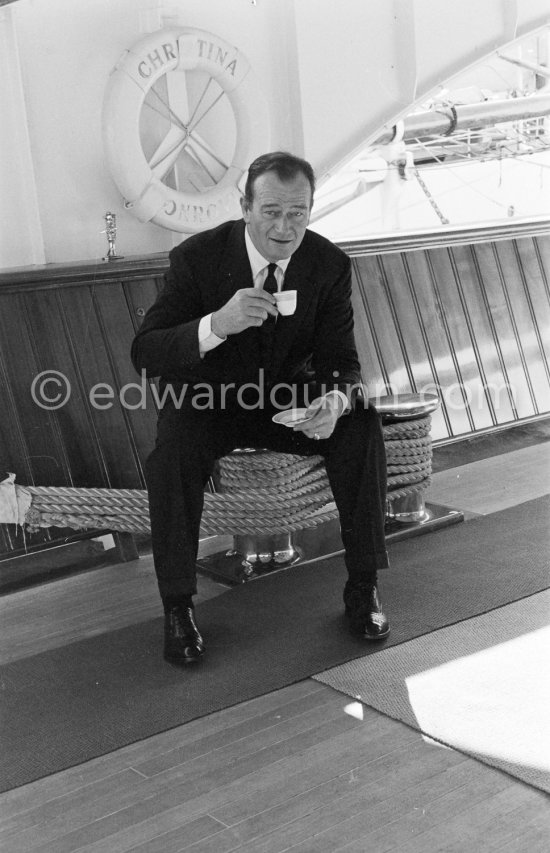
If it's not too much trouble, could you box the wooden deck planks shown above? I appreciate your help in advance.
[429,441,550,515]
[1,442,548,853]
[0,680,325,825]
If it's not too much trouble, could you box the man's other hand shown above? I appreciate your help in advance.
[293,394,344,441]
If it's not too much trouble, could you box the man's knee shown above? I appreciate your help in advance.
[340,396,381,431]
[351,397,384,434]
[353,396,379,417]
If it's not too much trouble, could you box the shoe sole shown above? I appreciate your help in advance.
[164,649,205,665]
[356,628,390,641]
[164,656,203,666]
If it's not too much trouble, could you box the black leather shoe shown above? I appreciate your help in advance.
[343,581,390,640]
[164,605,205,664]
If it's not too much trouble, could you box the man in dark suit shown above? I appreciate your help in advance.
[132,151,390,665]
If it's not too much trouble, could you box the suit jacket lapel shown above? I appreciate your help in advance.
[217,221,252,300]
[217,221,260,368]
[217,222,318,377]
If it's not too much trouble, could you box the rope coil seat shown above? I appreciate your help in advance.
[205,415,433,535]
[11,396,438,538]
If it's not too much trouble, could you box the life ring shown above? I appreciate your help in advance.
[102,27,270,234]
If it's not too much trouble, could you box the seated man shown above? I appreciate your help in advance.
[131,151,390,665]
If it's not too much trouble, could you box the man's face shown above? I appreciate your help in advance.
[241,171,312,262]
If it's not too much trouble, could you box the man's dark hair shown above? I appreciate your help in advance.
[243,151,316,208]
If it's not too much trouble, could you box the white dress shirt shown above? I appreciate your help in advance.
[198,228,290,352]
[197,226,348,415]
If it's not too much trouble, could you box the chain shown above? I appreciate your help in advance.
[414,167,449,225]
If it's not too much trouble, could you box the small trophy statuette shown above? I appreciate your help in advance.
[101,212,124,261]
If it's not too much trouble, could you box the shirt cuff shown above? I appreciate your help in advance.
[323,390,350,416]
[198,313,226,356]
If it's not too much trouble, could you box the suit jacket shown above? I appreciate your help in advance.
[131,219,362,407]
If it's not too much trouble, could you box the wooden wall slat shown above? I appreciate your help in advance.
[493,240,543,413]
[508,239,550,411]
[471,243,536,420]
[123,277,164,330]
[444,248,499,433]
[55,286,141,488]
[93,280,160,486]
[0,319,34,484]
[394,249,461,439]
[377,253,434,393]
[0,292,73,486]
[352,256,413,393]
[349,258,388,393]
[532,234,550,302]
[462,243,520,426]
[518,238,550,376]
[21,290,106,487]
[449,244,502,429]
[0,294,76,553]
[424,248,482,436]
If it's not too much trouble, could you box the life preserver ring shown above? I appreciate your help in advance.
[102,27,270,233]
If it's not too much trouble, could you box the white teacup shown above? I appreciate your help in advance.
[273,290,297,316]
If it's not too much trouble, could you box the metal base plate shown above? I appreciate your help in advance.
[196,502,464,586]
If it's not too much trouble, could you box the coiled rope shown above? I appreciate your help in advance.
[18,417,432,537]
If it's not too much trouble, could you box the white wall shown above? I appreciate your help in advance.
[0,7,44,268]
[2,0,548,269]
[4,0,301,267]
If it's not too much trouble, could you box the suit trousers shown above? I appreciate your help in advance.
[145,394,389,600]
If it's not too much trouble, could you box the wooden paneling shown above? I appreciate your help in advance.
[0,261,165,557]
[351,230,550,441]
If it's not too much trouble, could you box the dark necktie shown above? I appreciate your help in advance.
[260,263,278,378]
[263,263,278,306]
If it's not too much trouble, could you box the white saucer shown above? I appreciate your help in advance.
[272,408,312,427]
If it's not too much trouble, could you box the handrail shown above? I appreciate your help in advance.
[0,218,548,291]
[337,217,550,256]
